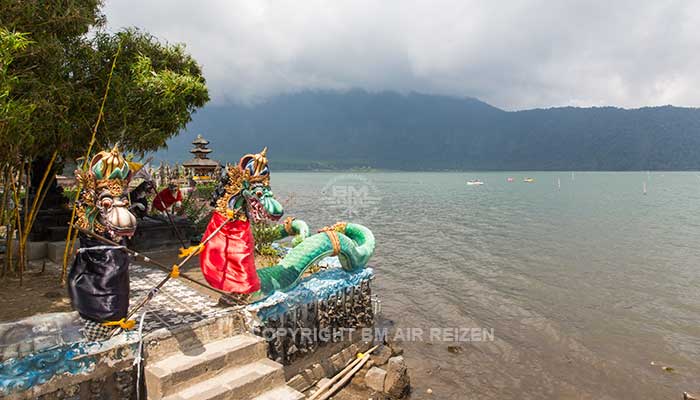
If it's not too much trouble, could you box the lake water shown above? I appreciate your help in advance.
[271,171,700,399]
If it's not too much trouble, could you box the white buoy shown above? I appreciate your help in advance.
[643,181,647,195]
[571,171,575,181]
[557,177,561,190]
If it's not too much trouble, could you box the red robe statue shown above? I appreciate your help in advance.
[153,187,182,212]
[199,212,260,293]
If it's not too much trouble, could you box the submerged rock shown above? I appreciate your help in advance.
[447,345,463,354]
[384,356,410,398]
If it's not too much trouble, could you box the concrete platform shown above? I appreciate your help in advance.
[3,240,48,261]
[47,240,76,264]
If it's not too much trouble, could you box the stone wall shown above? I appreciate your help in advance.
[0,258,251,399]
[248,268,375,366]
[0,315,141,400]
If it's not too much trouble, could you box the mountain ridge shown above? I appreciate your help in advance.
[156,90,700,171]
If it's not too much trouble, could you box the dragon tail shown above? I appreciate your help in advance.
[256,222,375,298]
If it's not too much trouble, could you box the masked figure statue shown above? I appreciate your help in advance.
[68,146,138,341]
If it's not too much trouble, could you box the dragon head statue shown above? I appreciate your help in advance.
[75,146,138,239]
[212,147,283,224]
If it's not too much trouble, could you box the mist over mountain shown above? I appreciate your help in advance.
[159,90,700,170]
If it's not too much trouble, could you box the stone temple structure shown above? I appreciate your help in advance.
[183,134,219,182]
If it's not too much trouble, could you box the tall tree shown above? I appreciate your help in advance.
[0,0,209,282]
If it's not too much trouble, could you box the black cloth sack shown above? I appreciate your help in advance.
[68,235,130,322]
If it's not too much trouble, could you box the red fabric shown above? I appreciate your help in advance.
[152,188,182,211]
[199,212,260,293]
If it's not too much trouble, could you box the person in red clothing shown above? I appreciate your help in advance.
[152,182,182,214]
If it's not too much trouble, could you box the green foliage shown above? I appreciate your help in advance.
[0,29,34,164]
[252,221,280,258]
[90,29,209,156]
[61,187,78,205]
[177,184,216,233]
[0,1,209,162]
[0,1,209,276]
[180,190,210,232]
[193,182,216,201]
[0,0,105,160]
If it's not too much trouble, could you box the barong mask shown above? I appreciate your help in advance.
[75,146,137,239]
[212,147,283,224]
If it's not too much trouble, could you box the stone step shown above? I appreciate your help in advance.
[252,386,305,400]
[4,240,48,261]
[46,226,69,242]
[146,334,268,400]
[160,358,285,400]
[47,241,76,264]
[145,314,247,363]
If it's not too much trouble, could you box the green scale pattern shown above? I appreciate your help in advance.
[256,222,375,298]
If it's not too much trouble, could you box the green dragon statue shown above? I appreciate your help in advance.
[197,147,376,302]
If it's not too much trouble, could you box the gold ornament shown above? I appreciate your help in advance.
[215,165,245,218]
[239,147,270,186]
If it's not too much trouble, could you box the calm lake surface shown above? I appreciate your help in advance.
[272,171,700,399]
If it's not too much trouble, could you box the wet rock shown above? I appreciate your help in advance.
[365,366,387,392]
[310,363,325,381]
[330,353,346,373]
[388,341,404,357]
[351,361,374,388]
[384,356,410,398]
[447,345,463,354]
[374,345,393,366]
[288,375,307,392]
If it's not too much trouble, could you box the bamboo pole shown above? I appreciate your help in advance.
[308,345,379,400]
[8,167,23,280]
[25,151,57,234]
[15,151,58,284]
[19,161,29,285]
[0,166,7,230]
[1,166,9,277]
[61,42,122,284]
[29,174,54,233]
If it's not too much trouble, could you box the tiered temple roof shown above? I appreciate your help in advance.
[183,134,218,170]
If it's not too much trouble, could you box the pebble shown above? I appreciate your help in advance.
[447,345,463,354]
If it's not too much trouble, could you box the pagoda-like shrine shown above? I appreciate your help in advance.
[183,134,219,182]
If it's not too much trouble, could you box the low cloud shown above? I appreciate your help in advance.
[104,0,700,110]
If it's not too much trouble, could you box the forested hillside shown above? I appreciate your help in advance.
[161,90,700,170]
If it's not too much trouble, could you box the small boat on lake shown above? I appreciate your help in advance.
[507,177,514,182]
[523,177,535,183]
[467,179,484,186]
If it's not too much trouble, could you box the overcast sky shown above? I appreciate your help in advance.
[104,0,700,110]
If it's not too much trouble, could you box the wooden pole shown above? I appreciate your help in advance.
[73,218,231,297]
[308,345,378,400]
[61,42,122,285]
[315,346,378,400]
